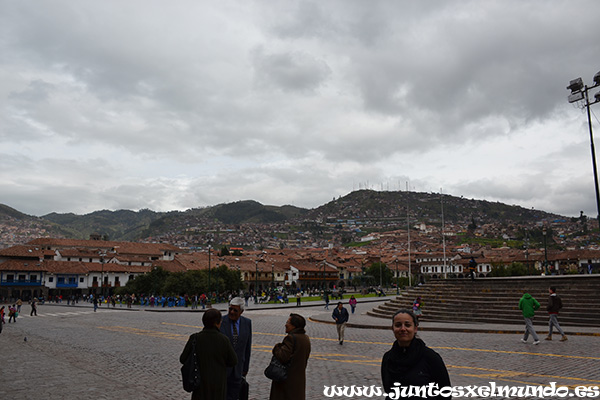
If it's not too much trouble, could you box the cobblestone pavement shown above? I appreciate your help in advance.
[1,302,599,400]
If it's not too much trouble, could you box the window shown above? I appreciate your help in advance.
[6,274,14,282]
[68,277,76,285]
[58,277,65,284]
[129,274,134,281]
[30,275,37,282]
[115,277,120,283]
[18,274,27,282]
[80,277,84,283]
[92,276,98,283]
[48,277,54,283]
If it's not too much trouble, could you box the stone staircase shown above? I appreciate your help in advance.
[367,275,600,327]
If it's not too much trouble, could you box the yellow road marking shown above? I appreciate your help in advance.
[102,324,600,386]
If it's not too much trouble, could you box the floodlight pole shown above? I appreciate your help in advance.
[568,73,600,224]
[584,87,600,223]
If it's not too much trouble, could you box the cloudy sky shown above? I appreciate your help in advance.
[2,1,600,218]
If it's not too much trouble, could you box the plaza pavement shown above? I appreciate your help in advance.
[1,297,599,400]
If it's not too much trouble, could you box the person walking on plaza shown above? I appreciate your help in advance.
[16,298,23,313]
[296,291,301,306]
[0,306,5,332]
[545,286,568,341]
[220,297,252,400]
[8,304,17,323]
[348,295,357,314]
[519,292,541,344]
[93,296,98,312]
[30,298,38,316]
[332,302,349,345]
[323,292,330,310]
[180,308,237,400]
[268,313,311,400]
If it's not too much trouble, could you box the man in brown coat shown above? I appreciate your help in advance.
[269,313,311,400]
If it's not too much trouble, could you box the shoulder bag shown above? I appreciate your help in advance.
[181,334,201,392]
[264,334,296,382]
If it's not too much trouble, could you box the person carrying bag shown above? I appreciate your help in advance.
[267,313,311,400]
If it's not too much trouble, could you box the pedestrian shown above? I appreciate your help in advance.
[30,298,38,316]
[349,295,357,314]
[0,306,5,331]
[519,292,541,344]
[220,297,252,400]
[8,304,17,323]
[180,308,238,400]
[268,313,311,400]
[332,302,349,345]
[381,309,451,398]
[324,292,329,310]
[545,286,568,341]
[16,298,23,313]
[296,291,301,306]
[93,296,98,312]
[412,297,423,321]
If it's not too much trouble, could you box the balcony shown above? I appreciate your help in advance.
[56,282,79,288]
[1,279,43,287]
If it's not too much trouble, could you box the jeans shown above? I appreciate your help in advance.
[548,314,565,336]
[523,317,539,341]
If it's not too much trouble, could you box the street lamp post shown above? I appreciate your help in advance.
[207,245,211,302]
[567,71,600,223]
[543,227,549,275]
[395,259,399,295]
[99,251,106,300]
[524,232,530,275]
[254,260,258,302]
[271,263,274,290]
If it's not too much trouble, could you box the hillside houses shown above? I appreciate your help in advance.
[1,237,600,301]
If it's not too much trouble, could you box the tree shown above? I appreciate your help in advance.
[365,262,392,287]
[121,266,170,295]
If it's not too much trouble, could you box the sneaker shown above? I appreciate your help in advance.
[533,340,540,345]
[560,335,568,341]
[339,340,343,345]
[545,336,552,341]
[520,339,527,343]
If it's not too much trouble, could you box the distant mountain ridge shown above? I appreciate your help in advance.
[0,190,566,242]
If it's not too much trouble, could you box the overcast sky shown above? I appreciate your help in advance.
[2,1,600,218]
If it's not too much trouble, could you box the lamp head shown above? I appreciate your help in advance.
[567,77,584,93]
[595,91,600,103]
[594,71,600,86]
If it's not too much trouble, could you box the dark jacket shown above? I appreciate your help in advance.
[180,328,238,400]
[269,328,311,400]
[220,315,252,391]
[332,306,349,324]
[547,293,563,314]
[381,338,451,399]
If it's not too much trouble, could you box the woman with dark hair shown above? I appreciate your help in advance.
[269,313,311,400]
[180,308,237,400]
[381,309,451,399]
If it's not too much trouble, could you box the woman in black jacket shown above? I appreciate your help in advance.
[381,309,451,399]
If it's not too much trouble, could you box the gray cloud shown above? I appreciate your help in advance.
[2,0,600,217]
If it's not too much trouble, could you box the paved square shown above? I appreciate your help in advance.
[1,303,598,399]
